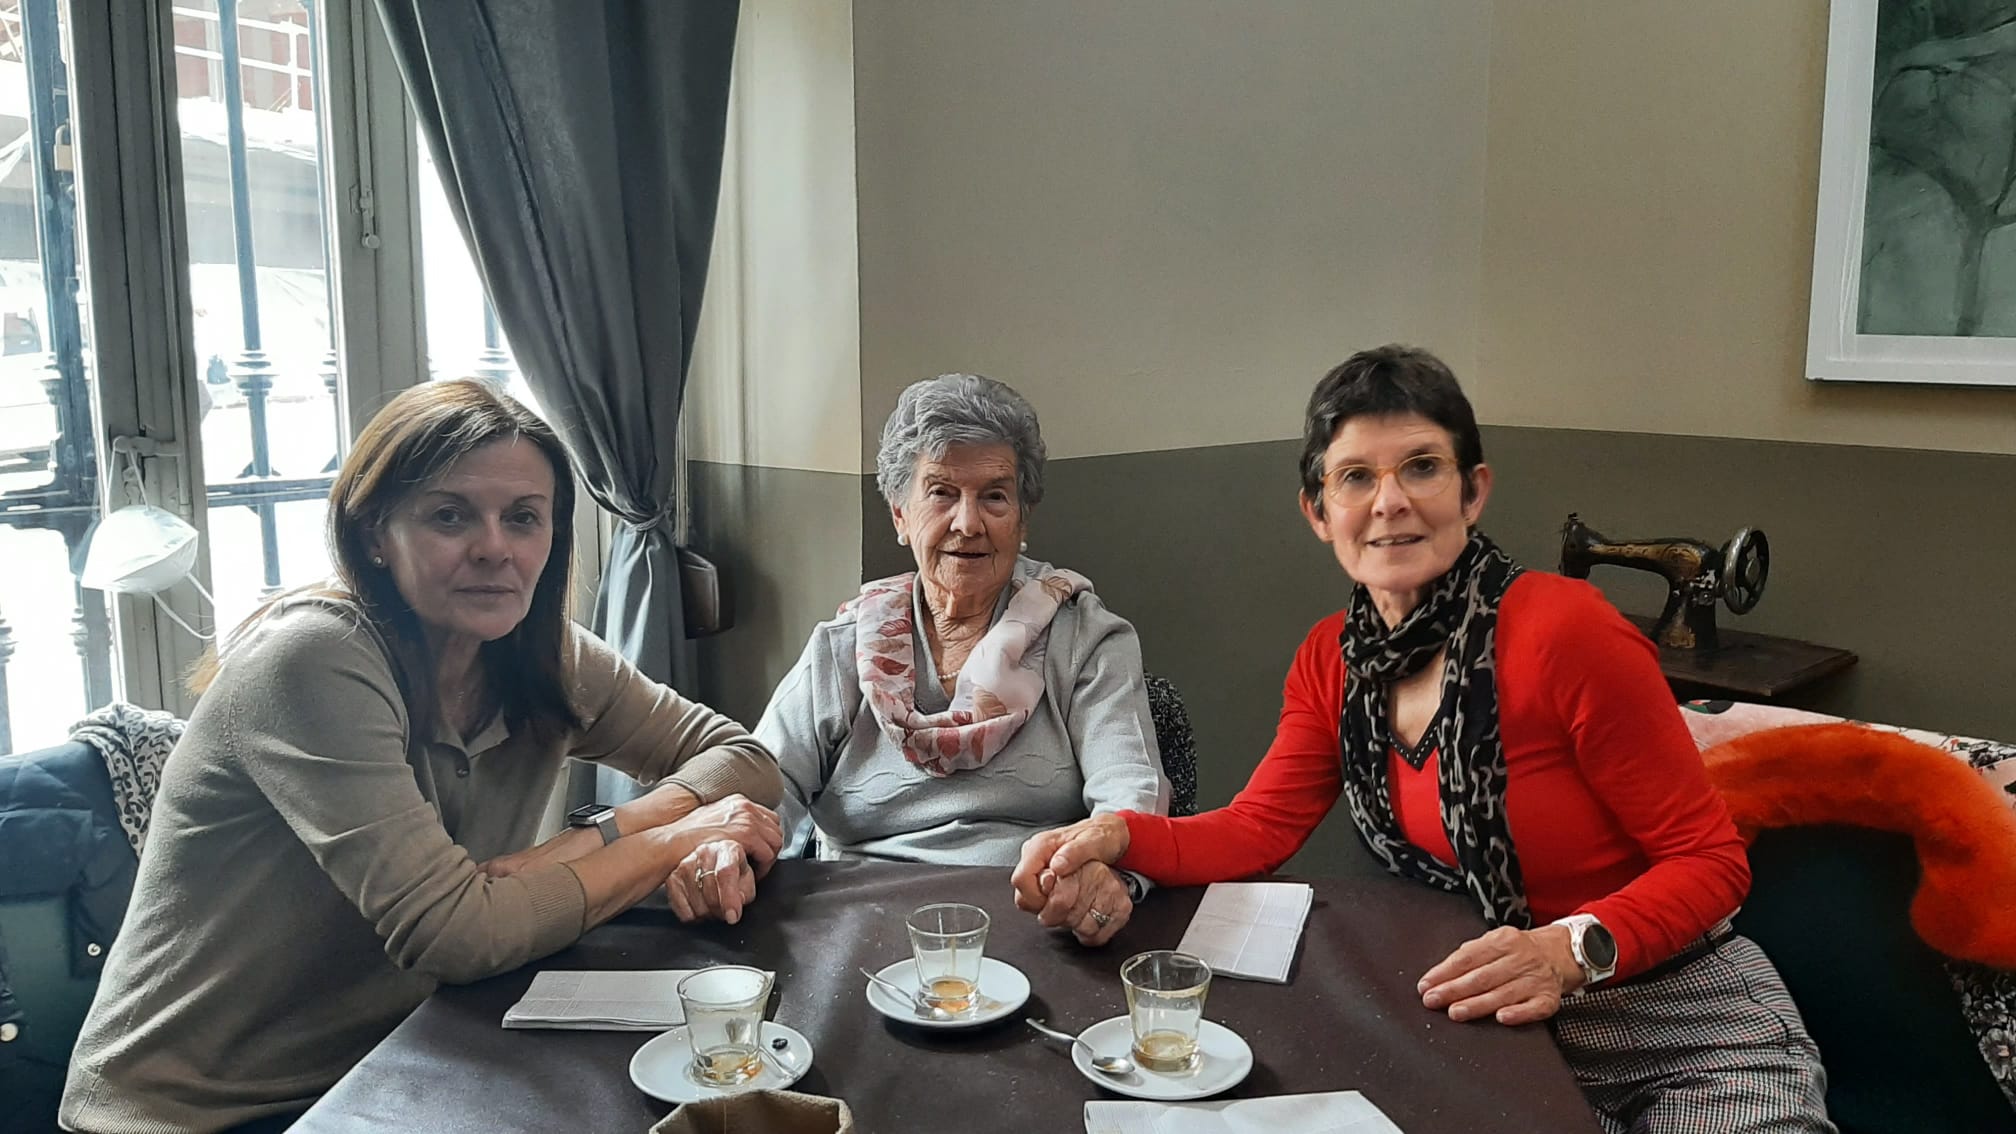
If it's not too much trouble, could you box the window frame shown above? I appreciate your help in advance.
[58,0,538,720]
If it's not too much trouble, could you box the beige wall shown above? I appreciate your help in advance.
[685,0,861,475]
[849,0,2016,461]
[852,0,1493,463]
[1478,0,2016,454]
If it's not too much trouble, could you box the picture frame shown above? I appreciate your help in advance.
[1807,0,2016,386]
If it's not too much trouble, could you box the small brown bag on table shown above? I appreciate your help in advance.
[648,1089,854,1134]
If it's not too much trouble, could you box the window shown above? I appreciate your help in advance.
[416,131,527,406]
[0,0,597,753]
[0,0,425,749]
[172,0,345,635]
[0,0,112,753]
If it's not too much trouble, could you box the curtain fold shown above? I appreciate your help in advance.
[374,0,739,804]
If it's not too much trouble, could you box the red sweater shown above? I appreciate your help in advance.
[1120,572,1748,979]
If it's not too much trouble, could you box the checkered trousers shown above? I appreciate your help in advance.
[1549,934,1836,1134]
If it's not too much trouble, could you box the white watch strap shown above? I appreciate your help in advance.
[1551,913,1614,985]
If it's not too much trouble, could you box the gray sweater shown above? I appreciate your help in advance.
[755,566,1168,865]
[61,598,780,1133]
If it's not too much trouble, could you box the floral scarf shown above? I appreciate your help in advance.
[844,562,1090,777]
[1337,531,1533,929]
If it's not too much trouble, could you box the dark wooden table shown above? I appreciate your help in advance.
[293,862,1602,1134]
[1625,616,1858,701]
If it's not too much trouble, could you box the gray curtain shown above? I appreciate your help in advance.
[374,1,739,804]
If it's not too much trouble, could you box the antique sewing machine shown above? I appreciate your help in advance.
[1558,514,1770,652]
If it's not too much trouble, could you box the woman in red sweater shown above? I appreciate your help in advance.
[1013,346,1833,1133]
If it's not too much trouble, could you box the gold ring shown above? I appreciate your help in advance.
[694,867,714,885]
[1089,908,1112,927]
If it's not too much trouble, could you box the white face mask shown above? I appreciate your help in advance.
[81,500,215,639]
[81,503,201,594]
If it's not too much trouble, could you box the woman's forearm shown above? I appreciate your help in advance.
[618,781,702,833]
[661,739,784,809]
[565,826,693,928]
[479,783,705,878]
[562,797,782,929]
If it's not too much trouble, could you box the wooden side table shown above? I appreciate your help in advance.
[1625,616,1858,702]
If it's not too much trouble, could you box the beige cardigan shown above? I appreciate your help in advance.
[61,598,780,1133]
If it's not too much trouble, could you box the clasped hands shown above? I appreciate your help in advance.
[1007,816,1584,1023]
[1009,813,1135,947]
[657,795,783,926]
[481,792,783,926]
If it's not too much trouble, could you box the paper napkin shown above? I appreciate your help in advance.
[502,969,772,1031]
[1174,881,1314,983]
[1084,1090,1403,1134]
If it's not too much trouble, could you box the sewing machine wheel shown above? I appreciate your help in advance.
[1723,528,1769,614]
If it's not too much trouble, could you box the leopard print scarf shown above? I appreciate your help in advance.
[1338,531,1532,929]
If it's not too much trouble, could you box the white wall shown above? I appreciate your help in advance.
[685,0,862,475]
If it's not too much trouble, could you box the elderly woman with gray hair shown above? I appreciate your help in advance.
[750,373,1168,945]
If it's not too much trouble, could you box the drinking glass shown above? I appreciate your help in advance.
[1120,950,1212,1074]
[677,965,772,1085]
[906,902,990,1014]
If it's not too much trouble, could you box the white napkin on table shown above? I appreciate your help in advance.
[1175,881,1314,983]
[502,969,773,1031]
[1083,1090,1402,1133]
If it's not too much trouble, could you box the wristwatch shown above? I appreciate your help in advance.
[1552,913,1619,989]
[566,803,621,846]
[1119,869,1150,904]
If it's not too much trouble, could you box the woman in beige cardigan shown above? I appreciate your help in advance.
[62,381,783,1134]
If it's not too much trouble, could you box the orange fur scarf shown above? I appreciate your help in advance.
[1703,723,2016,969]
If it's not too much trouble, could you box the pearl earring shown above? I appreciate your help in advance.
[1019,540,1028,553]
[897,533,908,546]
[372,555,386,567]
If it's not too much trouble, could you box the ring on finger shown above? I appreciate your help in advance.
[694,867,714,886]
[1089,907,1112,927]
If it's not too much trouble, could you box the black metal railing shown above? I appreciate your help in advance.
[0,0,110,756]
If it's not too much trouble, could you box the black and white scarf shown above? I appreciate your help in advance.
[70,702,183,856]
[1338,531,1531,929]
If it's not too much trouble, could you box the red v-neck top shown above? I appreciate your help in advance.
[1118,571,1747,979]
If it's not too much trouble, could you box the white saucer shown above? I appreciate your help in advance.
[629,1020,812,1103]
[865,956,1031,1029]
[1069,1016,1253,1101]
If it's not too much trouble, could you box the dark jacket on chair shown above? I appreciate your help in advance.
[0,740,139,1054]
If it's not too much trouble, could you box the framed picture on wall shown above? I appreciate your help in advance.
[1807,0,2016,385]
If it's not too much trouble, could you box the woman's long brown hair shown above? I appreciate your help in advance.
[190,380,583,743]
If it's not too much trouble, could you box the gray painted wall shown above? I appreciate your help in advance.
[688,461,863,726]
[1480,427,2014,741]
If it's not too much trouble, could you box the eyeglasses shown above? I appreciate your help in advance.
[1321,454,1459,509]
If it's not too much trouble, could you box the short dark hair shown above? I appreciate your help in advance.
[1298,345,1484,517]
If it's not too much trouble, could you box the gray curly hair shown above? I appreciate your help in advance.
[875,373,1047,512]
